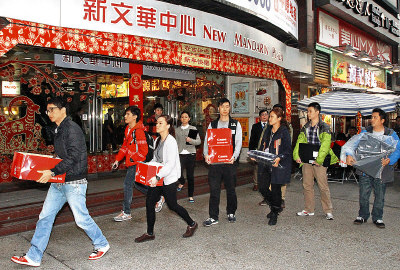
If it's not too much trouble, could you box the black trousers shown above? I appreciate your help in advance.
[257,163,282,209]
[146,182,194,235]
[208,164,237,220]
[178,154,196,197]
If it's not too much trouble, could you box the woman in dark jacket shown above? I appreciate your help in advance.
[257,107,292,225]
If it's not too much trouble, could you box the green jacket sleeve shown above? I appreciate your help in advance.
[315,132,331,165]
[293,132,306,161]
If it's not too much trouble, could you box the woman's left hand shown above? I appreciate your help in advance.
[149,176,158,187]
[186,137,192,143]
[272,157,281,167]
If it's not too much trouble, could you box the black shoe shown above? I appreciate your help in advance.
[227,214,236,223]
[373,220,385,229]
[267,211,273,218]
[353,217,366,225]
[268,212,278,226]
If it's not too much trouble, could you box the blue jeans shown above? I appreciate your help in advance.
[123,165,148,214]
[358,174,386,221]
[26,183,109,263]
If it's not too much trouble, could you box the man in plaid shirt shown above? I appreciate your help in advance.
[293,102,338,220]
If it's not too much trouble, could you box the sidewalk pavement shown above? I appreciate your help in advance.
[2,174,400,270]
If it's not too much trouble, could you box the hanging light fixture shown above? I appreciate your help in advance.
[382,60,393,69]
[391,64,400,72]
[357,51,371,61]
[370,56,383,66]
[343,45,356,56]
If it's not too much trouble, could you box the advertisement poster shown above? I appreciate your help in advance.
[254,81,275,113]
[233,117,249,148]
[231,83,249,114]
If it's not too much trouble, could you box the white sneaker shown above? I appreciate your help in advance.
[155,196,165,213]
[326,213,334,220]
[113,211,132,222]
[296,210,315,216]
[88,244,110,260]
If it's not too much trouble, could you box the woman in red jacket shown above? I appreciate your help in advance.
[112,106,148,222]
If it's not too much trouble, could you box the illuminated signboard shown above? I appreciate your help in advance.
[2,81,20,96]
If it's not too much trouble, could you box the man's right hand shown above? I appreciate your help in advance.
[346,155,356,166]
[205,155,211,164]
[296,159,302,164]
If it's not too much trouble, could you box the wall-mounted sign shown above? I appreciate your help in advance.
[318,10,392,62]
[335,0,399,37]
[1,81,20,96]
[216,0,298,39]
[0,0,312,73]
[331,52,386,89]
[54,54,129,74]
[143,65,196,81]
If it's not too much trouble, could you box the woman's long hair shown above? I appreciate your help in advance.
[155,115,175,149]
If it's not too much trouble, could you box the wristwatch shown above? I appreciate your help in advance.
[51,171,56,177]
[155,175,161,181]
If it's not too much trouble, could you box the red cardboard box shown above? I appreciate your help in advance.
[209,145,233,163]
[207,128,232,146]
[207,128,233,164]
[135,162,164,186]
[11,152,66,183]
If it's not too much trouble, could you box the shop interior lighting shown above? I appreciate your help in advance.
[357,51,371,61]
[370,56,383,66]
[391,64,400,72]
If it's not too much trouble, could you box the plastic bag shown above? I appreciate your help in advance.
[340,133,398,179]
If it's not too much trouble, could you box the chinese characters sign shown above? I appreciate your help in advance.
[318,10,392,62]
[54,54,129,73]
[331,52,386,89]
[60,0,297,70]
[216,0,298,39]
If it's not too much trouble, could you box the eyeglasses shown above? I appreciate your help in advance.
[45,107,59,115]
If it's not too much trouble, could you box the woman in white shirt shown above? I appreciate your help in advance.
[135,115,198,243]
[175,111,201,202]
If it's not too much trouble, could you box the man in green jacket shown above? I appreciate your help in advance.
[293,102,338,220]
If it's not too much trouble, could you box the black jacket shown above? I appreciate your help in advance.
[258,125,292,184]
[51,117,88,182]
[249,122,267,150]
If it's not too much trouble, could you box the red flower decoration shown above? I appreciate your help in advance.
[21,67,29,74]
[20,77,28,84]
[45,89,50,94]
[80,95,87,101]
[34,54,40,60]
[31,86,42,95]
[67,97,72,102]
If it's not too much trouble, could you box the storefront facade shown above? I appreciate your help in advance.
[311,0,400,132]
[0,0,311,183]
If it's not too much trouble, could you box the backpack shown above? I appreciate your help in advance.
[131,129,154,162]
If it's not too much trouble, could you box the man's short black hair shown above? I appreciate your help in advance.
[272,104,284,110]
[372,108,387,124]
[47,97,69,114]
[308,102,321,113]
[218,97,230,107]
[153,103,163,110]
[259,109,268,116]
[125,106,141,121]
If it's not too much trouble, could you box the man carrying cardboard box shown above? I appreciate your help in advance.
[203,98,242,226]
[11,97,109,267]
